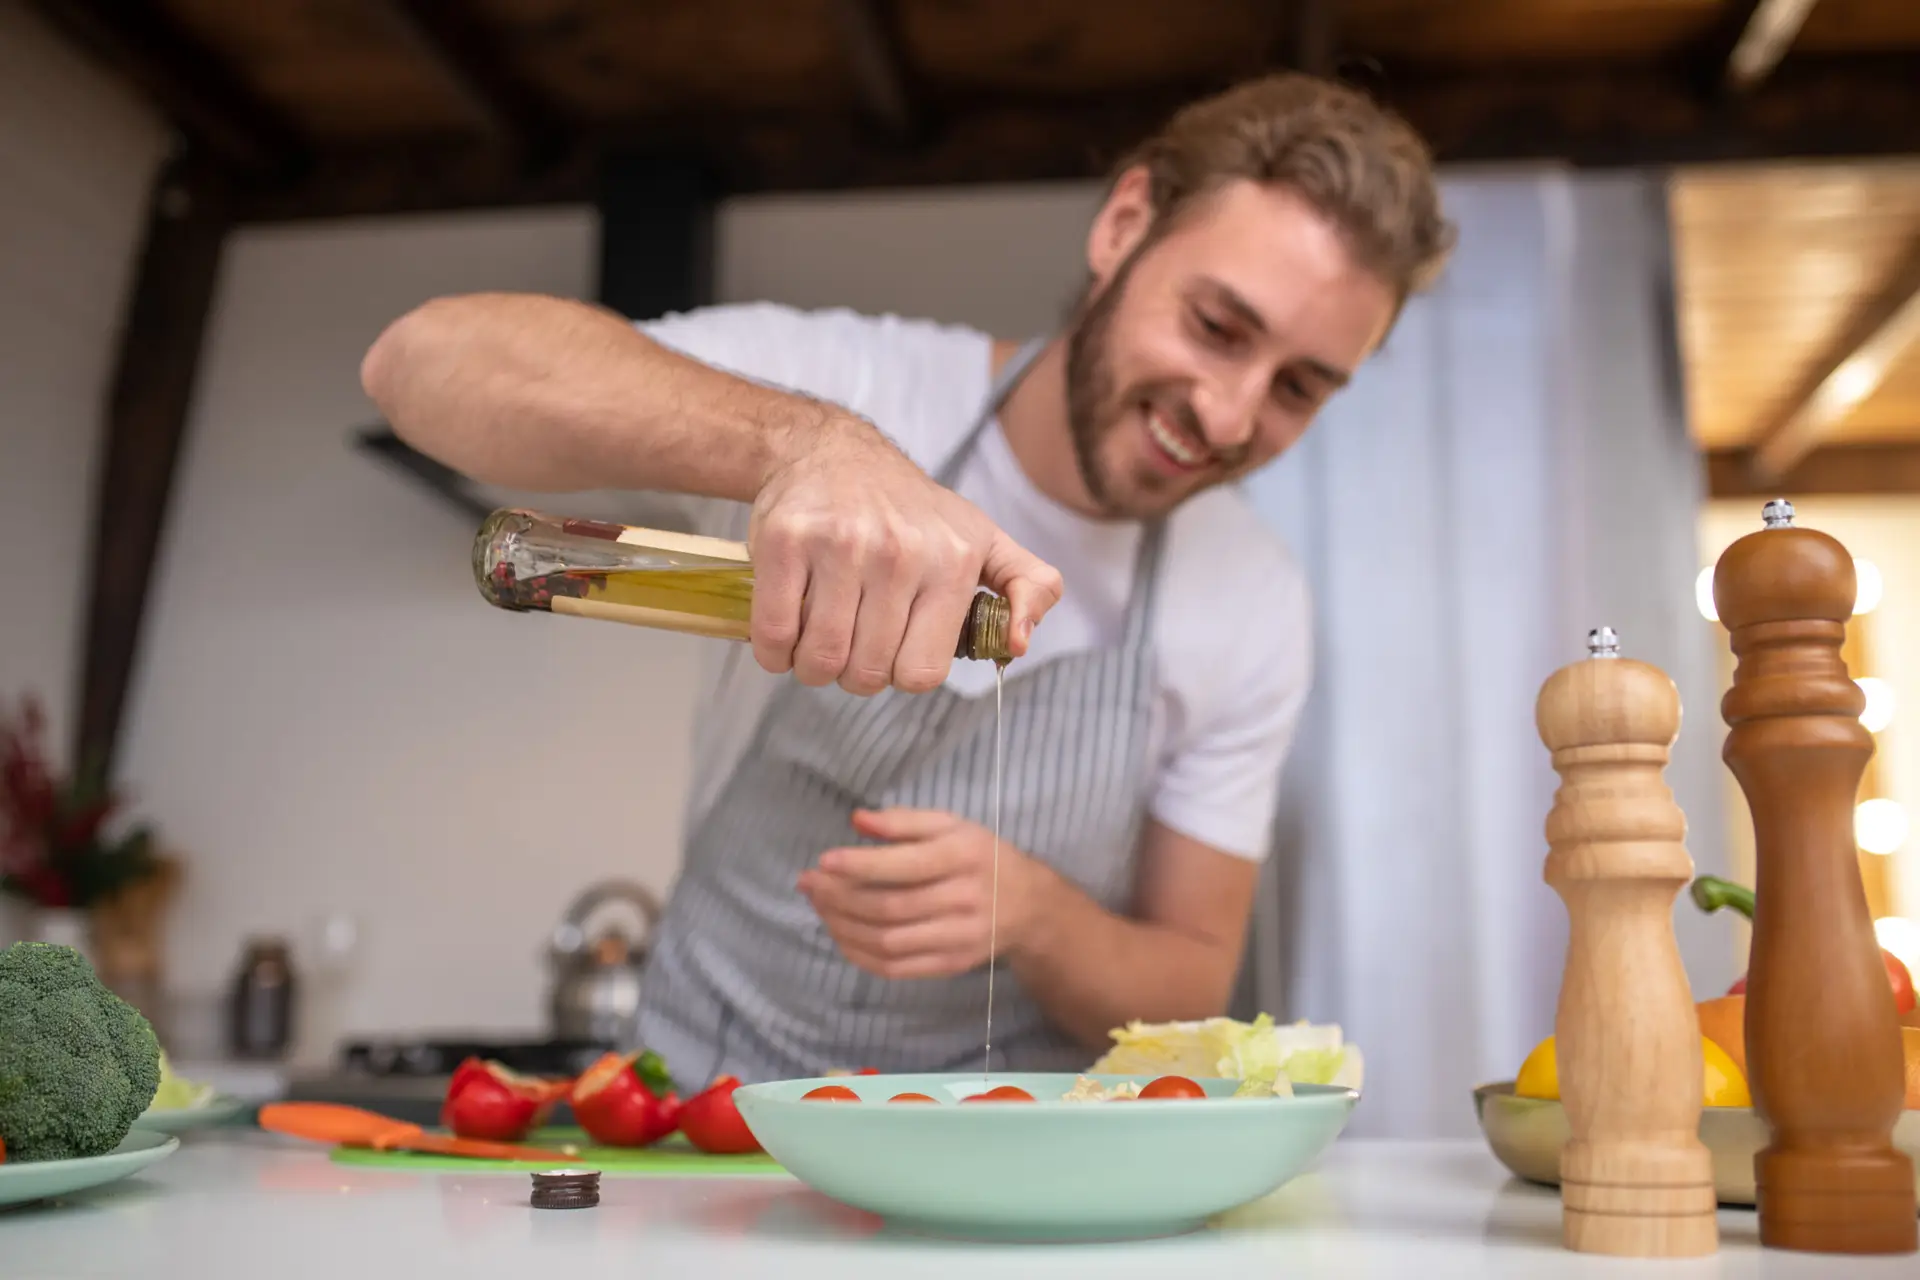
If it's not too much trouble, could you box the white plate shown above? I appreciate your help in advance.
[0,1130,179,1209]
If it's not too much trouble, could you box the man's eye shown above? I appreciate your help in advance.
[1277,374,1314,407]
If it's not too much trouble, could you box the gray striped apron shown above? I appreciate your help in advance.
[634,338,1167,1090]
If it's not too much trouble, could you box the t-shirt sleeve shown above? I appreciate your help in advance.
[1148,536,1314,862]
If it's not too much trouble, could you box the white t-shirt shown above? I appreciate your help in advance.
[636,302,1313,862]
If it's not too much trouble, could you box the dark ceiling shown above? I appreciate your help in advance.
[26,0,1920,223]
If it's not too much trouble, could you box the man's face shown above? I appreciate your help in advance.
[1063,176,1398,519]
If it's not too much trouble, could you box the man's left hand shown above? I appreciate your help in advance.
[796,808,1045,980]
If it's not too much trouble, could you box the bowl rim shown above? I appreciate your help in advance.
[1472,1079,1758,1115]
[735,1071,1359,1113]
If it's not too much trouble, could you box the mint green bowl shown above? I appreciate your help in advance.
[731,1072,1357,1241]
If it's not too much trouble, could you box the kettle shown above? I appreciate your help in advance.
[546,879,662,1045]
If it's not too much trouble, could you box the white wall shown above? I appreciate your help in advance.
[0,2,169,937]
[120,210,677,1056]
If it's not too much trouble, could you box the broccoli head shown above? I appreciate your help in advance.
[0,941,162,1162]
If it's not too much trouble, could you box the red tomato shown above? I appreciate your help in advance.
[678,1075,761,1154]
[802,1085,861,1102]
[569,1049,681,1147]
[888,1092,937,1103]
[1139,1075,1207,1100]
[961,1085,1035,1103]
[440,1057,569,1142]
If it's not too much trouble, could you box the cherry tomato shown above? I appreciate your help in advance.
[678,1075,761,1154]
[888,1092,937,1103]
[961,1085,1035,1103]
[803,1085,861,1102]
[1139,1075,1207,1100]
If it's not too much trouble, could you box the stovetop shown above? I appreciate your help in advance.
[337,1035,616,1079]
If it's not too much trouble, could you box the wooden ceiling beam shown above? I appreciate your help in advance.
[230,54,1920,223]
[376,0,556,157]
[75,156,231,782]
[827,0,921,143]
[1748,236,1920,482]
[1708,442,1920,499]
[1723,0,1822,95]
[25,0,304,175]
[1283,0,1340,78]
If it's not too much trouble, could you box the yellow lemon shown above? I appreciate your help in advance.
[1515,1035,1559,1099]
[1701,1035,1751,1108]
[1513,1034,1751,1106]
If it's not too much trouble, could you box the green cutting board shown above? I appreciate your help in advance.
[329,1127,788,1177]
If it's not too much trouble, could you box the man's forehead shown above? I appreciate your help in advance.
[1154,179,1354,274]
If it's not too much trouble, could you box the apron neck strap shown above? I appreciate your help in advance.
[937,331,1167,648]
[931,334,1051,488]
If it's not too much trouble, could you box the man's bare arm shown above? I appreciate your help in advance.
[359,292,1062,693]
[1008,820,1260,1047]
[361,292,833,500]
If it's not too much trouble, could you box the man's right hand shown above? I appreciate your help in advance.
[747,418,1062,696]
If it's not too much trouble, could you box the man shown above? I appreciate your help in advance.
[362,73,1454,1088]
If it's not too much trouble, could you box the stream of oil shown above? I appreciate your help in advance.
[983,661,1005,1080]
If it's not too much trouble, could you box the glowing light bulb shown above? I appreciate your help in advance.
[1874,917,1920,978]
[1854,558,1883,615]
[1696,566,1718,622]
[1855,798,1909,855]
[1856,677,1896,733]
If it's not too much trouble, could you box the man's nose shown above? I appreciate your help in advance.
[1190,375,1263,454]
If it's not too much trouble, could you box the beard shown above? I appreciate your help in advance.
[1062,245,1229,519]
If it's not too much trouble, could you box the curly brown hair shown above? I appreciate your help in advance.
[1111,73,1456,305]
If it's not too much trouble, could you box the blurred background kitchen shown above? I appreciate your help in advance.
[2,0,1917,1141]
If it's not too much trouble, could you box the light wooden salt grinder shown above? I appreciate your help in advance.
[1537,626,1717,1257]
[1714,498,1916,1255]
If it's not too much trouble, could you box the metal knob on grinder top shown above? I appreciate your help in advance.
[1714,499,1917,1255]
[1536,627,1716,1257]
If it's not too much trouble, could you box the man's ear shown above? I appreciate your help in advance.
[1086,165,1156,284]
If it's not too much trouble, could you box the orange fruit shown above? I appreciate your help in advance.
[1695,994,1747,1080]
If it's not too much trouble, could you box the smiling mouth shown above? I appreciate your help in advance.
[1144,406,1207,471]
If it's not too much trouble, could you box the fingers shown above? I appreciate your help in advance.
[849,808,961,842]
[788,551,861,688]
[814,837,967,885]
[747,522,808,676]
[979,534,1064,659]
[893,573,973,694]
[836,944,979,981]
[839,532,915,696]
[798,867,982,927]
[808,906,985,980]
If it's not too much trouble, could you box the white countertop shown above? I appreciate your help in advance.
[6,1131,1916,1279]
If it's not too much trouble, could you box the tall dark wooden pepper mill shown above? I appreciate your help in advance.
[1713,498,1917,1254]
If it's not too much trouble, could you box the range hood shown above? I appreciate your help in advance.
[353,158,713,531]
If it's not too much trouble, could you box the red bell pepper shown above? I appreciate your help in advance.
[440,1057,570,1142]
[1691,875,1917,1014]
[678,1075,761,1154]
[569,1049,681,1147]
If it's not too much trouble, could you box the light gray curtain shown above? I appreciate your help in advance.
[1233,169,1733,1139]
